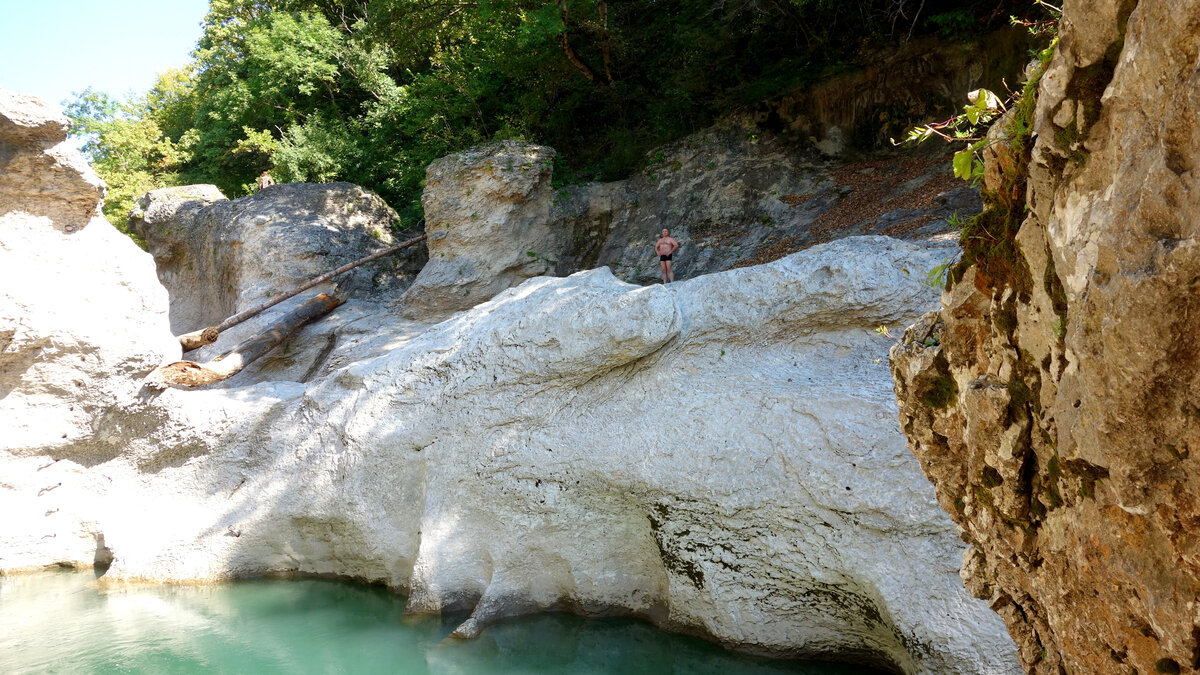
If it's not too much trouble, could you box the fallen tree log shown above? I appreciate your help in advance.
[178,232,426,352]
[150,293,343,388]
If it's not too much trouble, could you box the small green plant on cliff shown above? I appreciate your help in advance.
[899,3,1060,188]
[900,87,1006,184]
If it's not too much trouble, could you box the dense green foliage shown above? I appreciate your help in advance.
[68,0,1032,230]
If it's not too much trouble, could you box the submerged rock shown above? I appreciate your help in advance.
[891,2,1200,673]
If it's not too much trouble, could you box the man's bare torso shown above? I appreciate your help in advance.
[655,236,678,255]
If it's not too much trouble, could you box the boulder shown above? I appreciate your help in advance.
[0,89,105,232]
[891,2,1200,673]
[130,182,422,335]
[402,141,562,317]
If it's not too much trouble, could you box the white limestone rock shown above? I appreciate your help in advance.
[0,90,178,569]
[0,91,1018,672]
[6,230,1015,673]
[402,141,562,317]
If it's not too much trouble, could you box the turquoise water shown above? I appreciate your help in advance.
[0,572,879,674]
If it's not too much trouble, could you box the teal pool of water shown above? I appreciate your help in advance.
[0,572,880,674]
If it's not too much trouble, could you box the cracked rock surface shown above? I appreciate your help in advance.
[891,2,1200,673]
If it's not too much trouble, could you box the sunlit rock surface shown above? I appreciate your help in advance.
[0,88,179,568]
[2,88,1019,673]
[402,141,561,318]
[130,182,424,335]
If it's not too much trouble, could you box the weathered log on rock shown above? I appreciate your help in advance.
[151,293,343,388]
[178,232,426,353]
[178,326,219,351]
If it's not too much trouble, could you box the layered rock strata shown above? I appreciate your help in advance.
[891,1,1200,673]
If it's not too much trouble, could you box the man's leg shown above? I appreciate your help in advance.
[665,260,674,282]
[660,260,668,283]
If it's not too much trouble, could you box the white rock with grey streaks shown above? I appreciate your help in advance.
[0,89,1019,673]
[5,238,1017,673]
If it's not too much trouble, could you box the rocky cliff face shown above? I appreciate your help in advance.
[891,2,1200,673]
[1,88,1021,673]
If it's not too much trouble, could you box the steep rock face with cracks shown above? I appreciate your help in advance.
[2,90,1020,673]
[890,1,1200,673]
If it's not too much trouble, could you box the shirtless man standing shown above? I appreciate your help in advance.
[654,228,680,283]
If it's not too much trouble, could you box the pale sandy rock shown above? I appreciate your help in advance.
[0,88,105,232]
[403,141,561,317]
[892,2,1200,673]
[0,94,177,461]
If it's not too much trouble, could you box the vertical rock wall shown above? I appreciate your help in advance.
[891,1,1200,673]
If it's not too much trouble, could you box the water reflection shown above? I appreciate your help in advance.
[0,572,878,674]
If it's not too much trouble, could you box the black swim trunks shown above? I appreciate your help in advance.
[660,254,673,262]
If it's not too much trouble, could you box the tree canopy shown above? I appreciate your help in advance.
[68,0,1034,231]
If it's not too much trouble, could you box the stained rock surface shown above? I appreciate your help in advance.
[891,2,1200,673]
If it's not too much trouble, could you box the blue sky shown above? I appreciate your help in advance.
[0,0,209,108]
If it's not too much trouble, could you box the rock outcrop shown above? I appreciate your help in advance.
[891,2,1200,673]
[131,182,423,335]
[2,91,1021,673]
[0,88,178,566]
[402,142,560,317]
[554,128,977,285]
[0,90,105,232]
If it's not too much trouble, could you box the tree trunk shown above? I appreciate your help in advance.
[177,232,426,353]
[556,0,602,85]
[598,0,614,86]
[151,293,343,388]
